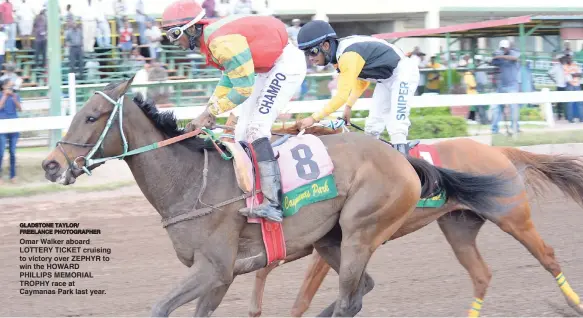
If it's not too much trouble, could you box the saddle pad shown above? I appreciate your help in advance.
[408,143,442,167]
[222,141,254,193]
[408,143,446,208]
[272,134,335,193]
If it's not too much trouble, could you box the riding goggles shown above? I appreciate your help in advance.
[166,9,206,42]
[303,46,321,57]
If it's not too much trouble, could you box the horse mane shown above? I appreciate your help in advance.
[131,93,214,152]
[272,124,343,136]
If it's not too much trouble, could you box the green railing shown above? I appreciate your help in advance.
[18,73,338,115]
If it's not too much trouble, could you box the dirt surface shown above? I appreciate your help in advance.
[1,184,582,317]
[1,143,583,317]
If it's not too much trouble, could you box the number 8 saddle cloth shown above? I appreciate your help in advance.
[220,133,445,265]
[224,134,339,218]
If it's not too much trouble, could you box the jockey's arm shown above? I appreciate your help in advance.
[207,35,255,116]
[311,52,366,121]
[346,79,370,108]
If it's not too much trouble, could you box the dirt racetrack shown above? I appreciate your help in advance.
[1,143,583,317]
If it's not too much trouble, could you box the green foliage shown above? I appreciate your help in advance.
[408,115,468,139]
[439,70,463,94]
[410,107,451,118]
[519,107,543,121]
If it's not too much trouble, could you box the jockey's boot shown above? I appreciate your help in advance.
[239,137,284,222]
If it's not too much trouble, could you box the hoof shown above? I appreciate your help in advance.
[566,297,583,315]
[248,310,261,317]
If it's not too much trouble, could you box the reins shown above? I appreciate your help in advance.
[56,93,352,228]
[55,91,253,228]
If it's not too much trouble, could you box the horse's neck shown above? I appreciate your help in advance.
[123,121,204,219]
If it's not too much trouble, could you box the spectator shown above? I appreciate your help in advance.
[215,0,231,17]
[81,0,97,53]
[95,0,111,48]
[0,0,15,51]
[576,44,583,72]
[425,56,443,94]
[0,25,6,71]
[563,41,572,56]
[232,0,252,14]
[548,54,567,120]
[113,0,127,32]
[287,19,301,46]
[118,19,134,61]
[410,51,426,95]
[473,55,490,124]
[16,0,35,50]
[490,39,521,135]
[473,55,489,91]
[202,0,216,18]
[63,4,74,31]
[462,69,487,124]
[0,62,22,90]
[147,61,171,104]
[563,54,582,123]
[128,47,145,71]
[135,0,146,44]
[84,57,99,82]
[144,19,162,60]
[0,78,22,184]
[132,61,150,98]
[65,18,84,80]
[32,8,47,68]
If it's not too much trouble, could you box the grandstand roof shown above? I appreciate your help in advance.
[373,15,583,39]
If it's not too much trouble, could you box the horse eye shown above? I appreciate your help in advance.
[85,116,97,123]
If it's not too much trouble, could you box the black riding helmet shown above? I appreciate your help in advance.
[297,20,338,65]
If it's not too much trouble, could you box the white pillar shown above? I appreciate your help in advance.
[68,72,77,117]
[424,9,440,57]
[541,88,555,128]
[535,36,544,52]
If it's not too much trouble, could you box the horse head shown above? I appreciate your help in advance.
[42,75,136,185]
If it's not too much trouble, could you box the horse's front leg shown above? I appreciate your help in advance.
[194,282,233,317]
[151,251,235,317]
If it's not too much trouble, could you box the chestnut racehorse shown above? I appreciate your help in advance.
[222,114,583,317]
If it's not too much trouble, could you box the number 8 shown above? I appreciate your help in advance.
[290,144,320,180]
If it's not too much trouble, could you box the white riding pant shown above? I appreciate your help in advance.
[364,57,420,144]
[233,42,307,143]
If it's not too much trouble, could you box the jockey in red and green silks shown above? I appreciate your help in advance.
[161,0,307,222]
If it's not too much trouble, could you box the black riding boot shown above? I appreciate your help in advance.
[239,137,284,222]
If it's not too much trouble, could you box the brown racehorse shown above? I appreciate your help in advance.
[221,114,583,317]
[39,79,520,317]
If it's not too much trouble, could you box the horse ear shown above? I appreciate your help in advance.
[117,74,136,98]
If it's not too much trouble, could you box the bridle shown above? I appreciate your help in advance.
[55,90,222,178]
[56,91,130,176]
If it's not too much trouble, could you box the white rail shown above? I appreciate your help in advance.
[2,88,582,134]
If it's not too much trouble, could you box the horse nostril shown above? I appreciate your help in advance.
[42,160,60,174]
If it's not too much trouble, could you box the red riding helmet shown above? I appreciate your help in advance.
[161,0,209,29]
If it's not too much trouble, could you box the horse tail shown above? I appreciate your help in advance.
[407,157,518,214]
[498,147,583,208]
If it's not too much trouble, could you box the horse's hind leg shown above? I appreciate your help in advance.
[438,210,491,317]
[494,200,582,315]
